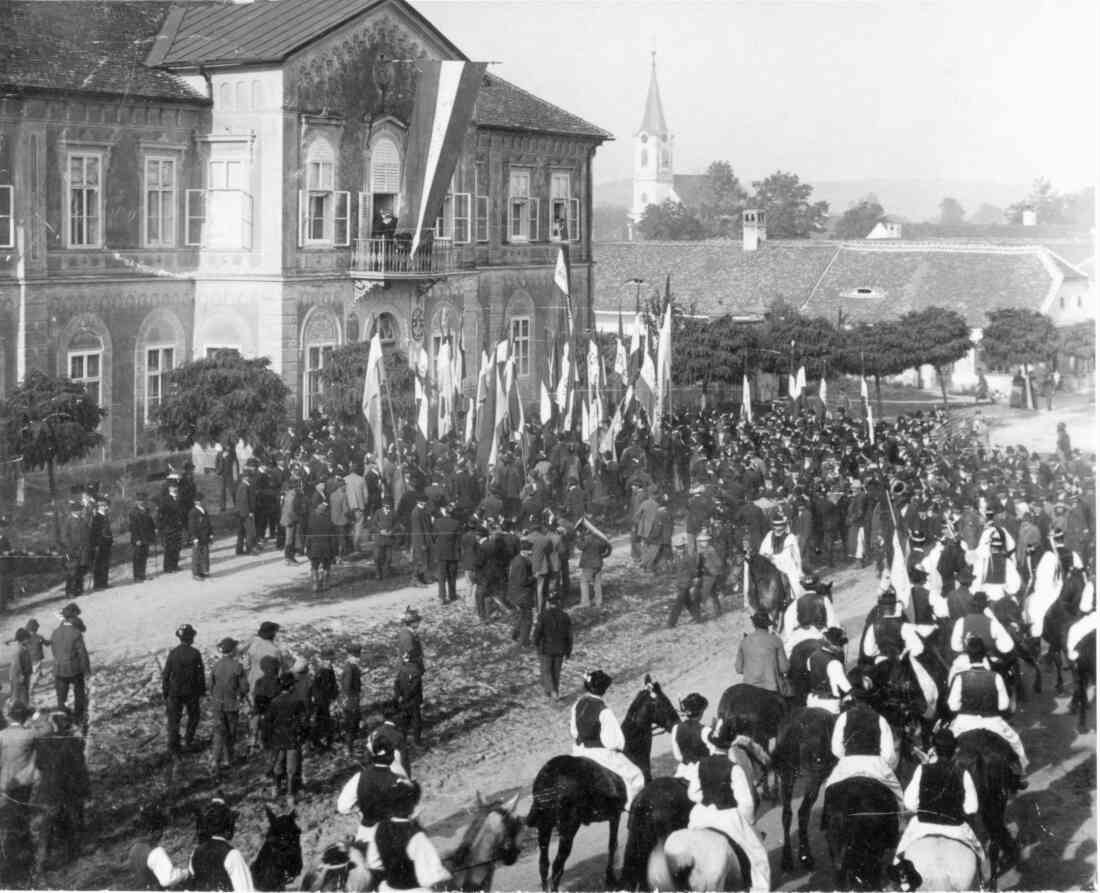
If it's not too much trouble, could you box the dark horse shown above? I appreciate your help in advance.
[745,548,788,629]
[955,729,1018,889]
[251,809,302,891]
[822,777,900,890]
[526,676,679,891]
[772,706,837,872]
[619,777,694,890]
[1029,566,1087,694]
[1071,629,1095,733]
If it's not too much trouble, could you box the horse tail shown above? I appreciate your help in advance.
[526,761,560,829]
[645,838,677,891]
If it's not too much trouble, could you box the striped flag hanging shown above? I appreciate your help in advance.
[399,60,489,257]
[741,372,753,422]
[555,246,574,337]
[861,376,875,443]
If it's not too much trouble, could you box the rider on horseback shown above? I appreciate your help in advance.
[891,728,989,884]
[822,685,905,806]
[946,638,1029,791]
[973,522,1020,602]
[949,591,1014,662]
[671,693,712,788]
[188,797,254,892]
[1023,539,1064,639]
[685,722,771,892]
[570,669,645,812]
[337,736,418,847]
[758,515,804,605]
[1067,580,1096,662]
[781,577,837,651]
[366,779,452,892]
[805,627,852,714]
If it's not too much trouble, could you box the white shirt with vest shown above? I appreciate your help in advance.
[569,695,645,808]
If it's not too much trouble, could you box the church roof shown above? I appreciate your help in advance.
[637,54,669,136]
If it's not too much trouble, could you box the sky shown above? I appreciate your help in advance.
[415,0,1099,193]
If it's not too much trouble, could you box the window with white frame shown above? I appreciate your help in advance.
[549,172,579,242]
[191,157,253,249]
[507,169,538,242]
[474,161,489,243]
[68,153,102,247]
[0,184,12,248]
[435,176,471,244]
[144,157,176,247]
[365,136,401,237]
[69,348,102,404]
[299,148,349,247]
[304,344,334,417]
[145,346,175,422]
[510,317,531,377]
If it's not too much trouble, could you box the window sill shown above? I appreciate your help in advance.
[65,244,105,251]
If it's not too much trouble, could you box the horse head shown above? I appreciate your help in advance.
[632,676,679,733]
[448,792,525,890]
[254,808,302,890]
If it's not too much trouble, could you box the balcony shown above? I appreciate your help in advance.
[350,235,458,279]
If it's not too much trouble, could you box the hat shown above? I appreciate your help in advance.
[217,637,238,654]
[402,607,422,625]
[176,623,197,641]
[583,669,612,696]
[369,734,396,763]
[909,530,927,545]
[61,602,81,618]
[279,671,297,691]
[14,628,30,643]
[771,516,788,529]
[878,588,897,607]
[932,727,957,755]
[1052,529,1066,544]
[679,692,708,716]
[199,798,236,839]
[970,591,989,608]
[823,627,848,648]
[257,621,280,639]
[965,636,988,659]
[751,610,772,630]
[7,701,32,723]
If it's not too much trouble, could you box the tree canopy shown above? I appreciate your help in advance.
[636,199,706,240]
[834,195,886,239]
[980,308,1058,372]
[750,171,830,238]
[755,299,838,374]
[317,343,415,432]
[938,197,966,225]
[672,315,757,390]
[1007,179,1095,228]
[897,307,973,404]
[152,354,290,450]
[696,161,748,238]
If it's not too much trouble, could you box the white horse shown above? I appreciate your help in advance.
[646,829,747,891]
[891,837,980,892]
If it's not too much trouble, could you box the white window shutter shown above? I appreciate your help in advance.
[570,198,580,242]
[529,197,540,242]
[335,191,350,246]
[185,189,205,246]
[298,190,306,247]
[506,198,515,244]
[358,191,373,240]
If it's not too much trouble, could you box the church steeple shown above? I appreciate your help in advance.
[637,51,669,136]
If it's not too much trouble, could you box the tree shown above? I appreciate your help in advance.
[1003,177,1094,226]
[317,342,415,434]
[834,319,912,416]
[750,171,829,238]
[980,308,1059,409]
[673,315,757,401]
[755,299,838,379]
[637,199,706,240]
[834,194,885,239]
[152,354,290,451]
[697,161,748,238]
[897,307,973,405]
[1,369,105,539]
[938,197,966,225]
[970,202,1005,225]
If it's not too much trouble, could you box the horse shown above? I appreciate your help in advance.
[444,792,524,892]
[252,809,303,892]
[886,837,981,891]
[772,706,837,872]
[299,840,372,892]
[1070,629,1095,733]
[1029,567,1086,694]
[954,730,1017,889]
[619,778,694,890]
[745,549,788,629]
[989,595,1043,701]
[821,777,899,891]
[858,657,932,757]
[526,676,679,891]
[646,829,748,892]
[787,637,822,707]
[717,683,788,750]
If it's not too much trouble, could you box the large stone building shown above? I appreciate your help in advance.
[0,0,610,462]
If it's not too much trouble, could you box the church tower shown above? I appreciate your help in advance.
[630,52,675,238]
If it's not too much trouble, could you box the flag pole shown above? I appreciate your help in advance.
[381,355,405,490]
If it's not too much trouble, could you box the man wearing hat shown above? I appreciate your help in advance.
[264,671,308,801]
[340,644,364,756]
[431,504,463,605]
[942,565,976,626]
[209,638,248,773]
[570,669,645,812]
[8,628,34,707]
[759,513,805,602]
[188,797,254,891]
[158,477,185,573]
[129,492,157,583]
[946,638,1028,790]
[736,611,789,695]
[532,589,573,700]
[890,728,988,886]
[337,733,418,855]
[366,779,453,891]
[61,497,91,597]
[685,486,714,557]
[508,540,537,647]
[973,516,1019,602]
[949,592,1014,660]
[407,497,433,586]
[235,465,258,556]
[88,494,113,590]
[805,627,852,713]
[396,608,424,673]
[370,501,398,580]
[671,693,711,787]
[823,681,905,807]
[162,624,206,756]
[394,649,424,748]
[50,603,91,728]
[188,492,214,580]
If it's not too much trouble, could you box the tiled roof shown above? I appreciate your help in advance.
[593,240,1064,327]
[1,2,206,102]
[592,241,837,318]
[150,0,464,67]
[475,74,612,140]
[901,222,1088,241]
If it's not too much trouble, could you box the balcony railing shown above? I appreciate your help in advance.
[351,235,457,277]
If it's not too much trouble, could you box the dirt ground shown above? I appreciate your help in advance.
[5,396,1095,891]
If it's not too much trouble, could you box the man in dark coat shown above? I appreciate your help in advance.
[235,469,258,555]
[393,651,424,748]
[188,492,214,580]
[532,591,572,699]
[208,637,248,772]
[408,498,433,585]
[508,541,537,647]
[61,499,91,596]
[162,623,206,756]
[31,709,89,874]
[158,479,185,573]
[8,628,33,706]
[431,504,462,604]
[129,492,157,583]
[370,502,398,580]
[88,495,113,590]
[263,673,307,801]
[50,603,91,728]
[735,611,789,694]
[214,444,238,512]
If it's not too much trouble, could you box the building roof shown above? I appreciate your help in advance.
[1,1,206,102]
[637,54,669,136]
[593,240,1075,327]
[148,0,465,67]
[476,74,612,140]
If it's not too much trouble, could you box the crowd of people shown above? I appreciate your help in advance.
[0,390,1095,889]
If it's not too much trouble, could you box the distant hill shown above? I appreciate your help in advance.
[595,177,1034,224]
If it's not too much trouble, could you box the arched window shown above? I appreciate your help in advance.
[640,148,648,169]
[371,137,401,194]
[366,135,402,237]
[378,312,399,349]
[301,309,340,418]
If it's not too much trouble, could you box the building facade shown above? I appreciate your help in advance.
[0,0,609,462]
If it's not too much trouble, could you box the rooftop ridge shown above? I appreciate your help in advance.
[481,72,612,140]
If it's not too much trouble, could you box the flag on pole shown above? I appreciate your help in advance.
[361,329,386,455]
[554,246,574,337]
[539,374,552,425]
[556,341,572,429]
[885,490,913,608]
[741,372,753,422]
[654,299,672,437]
[475,350,498,468]
[629,311,645,377]
[819,376,828,413]
[614,336,628,381]
[861,376,875,443]
[587,339,600,405]
[399,60,489,257]
[796,365,806,396]
[436,334,453,438]
[488,357,508,468]
[637,349,657,420]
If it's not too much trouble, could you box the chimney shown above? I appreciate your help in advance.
[1022,208,1038,227]
[743,209,765,251]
